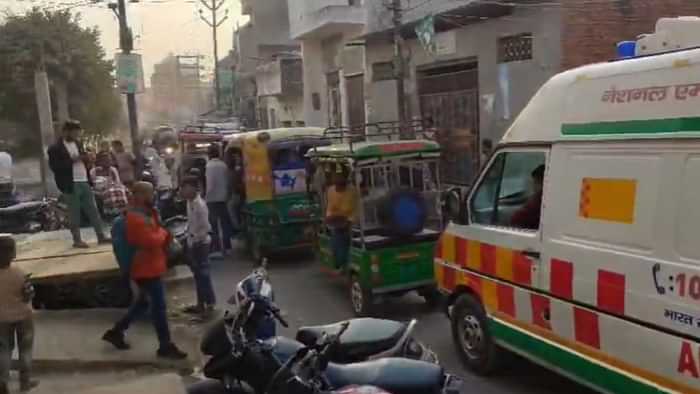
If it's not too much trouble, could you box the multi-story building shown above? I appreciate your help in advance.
[359,0,700,185]
[288,0,366,128]
[282,0,700,184]
[233,0,303,128]
[150,54,209,126]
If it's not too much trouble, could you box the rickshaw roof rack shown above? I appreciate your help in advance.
[323,119,428,141]
[307,138,440,161]
[317,120,435,156]
[225,127,328,149]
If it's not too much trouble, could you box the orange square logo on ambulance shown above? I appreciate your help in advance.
[578,178,637,224]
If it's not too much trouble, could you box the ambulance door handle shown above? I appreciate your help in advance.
[522,249,540,261]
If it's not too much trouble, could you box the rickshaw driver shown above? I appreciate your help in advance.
[325,166,358,270]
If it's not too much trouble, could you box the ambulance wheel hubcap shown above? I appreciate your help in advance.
[461,315,483,358]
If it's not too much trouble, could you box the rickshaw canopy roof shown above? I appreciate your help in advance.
[306,139,440,160]
[225,127,326,150]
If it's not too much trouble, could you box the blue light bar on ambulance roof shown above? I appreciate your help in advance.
[616,41,637,59]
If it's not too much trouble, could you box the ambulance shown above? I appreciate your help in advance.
[436,17,700,393]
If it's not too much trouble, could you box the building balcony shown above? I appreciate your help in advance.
[256,57,303,97]
[290,0,366,40]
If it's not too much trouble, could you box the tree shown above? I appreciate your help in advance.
[0,8,122,156]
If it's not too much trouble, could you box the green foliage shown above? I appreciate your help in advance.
[0,7,122,153]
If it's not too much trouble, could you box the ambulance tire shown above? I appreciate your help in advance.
[451,293,502,375]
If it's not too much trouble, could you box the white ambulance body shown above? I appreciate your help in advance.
[436,18,700,393]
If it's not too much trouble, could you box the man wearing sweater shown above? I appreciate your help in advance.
[48,120,109,248]
[102,182,187,360]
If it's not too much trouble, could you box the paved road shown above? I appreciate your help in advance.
[209,248,596,394]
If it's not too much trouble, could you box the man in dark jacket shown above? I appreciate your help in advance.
[48,120,109,248]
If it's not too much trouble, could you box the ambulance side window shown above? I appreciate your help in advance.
[470,150,546,230]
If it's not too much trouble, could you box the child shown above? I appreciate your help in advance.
[180,176,217,315]
[0,235,38,394]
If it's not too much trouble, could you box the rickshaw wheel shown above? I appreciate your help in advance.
[350,274,373,317]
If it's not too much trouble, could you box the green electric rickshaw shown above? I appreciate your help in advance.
[225,127,330,261]
[307,137,444,316]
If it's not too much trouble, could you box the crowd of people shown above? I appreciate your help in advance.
[0,120,243,393]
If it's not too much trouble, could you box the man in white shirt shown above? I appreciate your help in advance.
[205,144,235,256]
[48,120,109,248]
[0,151,15,207]
[180,176,216,314]
[0,151,12,185]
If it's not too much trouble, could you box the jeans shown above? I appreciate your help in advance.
[114,278,171,347]
[330,227,351,269]
[0,318,34,386]
[188,242,216,306]
[66,182,104,239]
[208,201,235,252]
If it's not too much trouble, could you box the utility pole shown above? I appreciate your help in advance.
[199,0,229,111]
[391,0,409,137]
[34,47,53,197]
[111,0,141,169]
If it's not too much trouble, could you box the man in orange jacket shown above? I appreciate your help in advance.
[102,182,187,359]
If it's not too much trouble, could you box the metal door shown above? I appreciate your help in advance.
[346,74,366,129]
[418,65,479,186]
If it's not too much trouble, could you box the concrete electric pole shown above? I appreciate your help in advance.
[34,52,53,197]
[199,0,228,110]
[111,0,141,168]
[199,0,229,111]
[391,0,409,135]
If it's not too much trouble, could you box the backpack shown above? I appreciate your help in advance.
[111,209,151,276]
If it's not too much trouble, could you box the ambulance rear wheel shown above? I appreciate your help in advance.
[451,293,502,375]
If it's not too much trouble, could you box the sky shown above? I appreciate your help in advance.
[1,0,247,82]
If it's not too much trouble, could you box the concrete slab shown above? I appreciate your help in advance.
[12,309,203,373]
[14,229,117,285]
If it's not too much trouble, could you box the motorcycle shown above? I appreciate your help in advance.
[158,187,186,222]
[0,197,66,233]
[196,298,462,394]
[266,322,463,394]
[164,215,189,267]
[203,264,437,364]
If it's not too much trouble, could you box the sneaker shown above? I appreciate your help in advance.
[102,329,131,350]
[20,379,39,392]
[157,343,188,360]
[73,241,90,249]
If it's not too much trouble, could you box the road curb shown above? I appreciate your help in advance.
[12,358,195,375]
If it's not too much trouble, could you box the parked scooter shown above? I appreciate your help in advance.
[204,264,438,364]
[195,298,462,394]
[164,215,189,267]
[0,197,66,233]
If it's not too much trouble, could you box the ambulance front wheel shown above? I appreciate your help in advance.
[451,293,502,375]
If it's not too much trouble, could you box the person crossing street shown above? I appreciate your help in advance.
[102,182,187,360]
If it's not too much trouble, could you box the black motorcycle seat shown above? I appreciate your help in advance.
[325,357,444,394]
[0,201,43,213]
[296,319,408,360]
